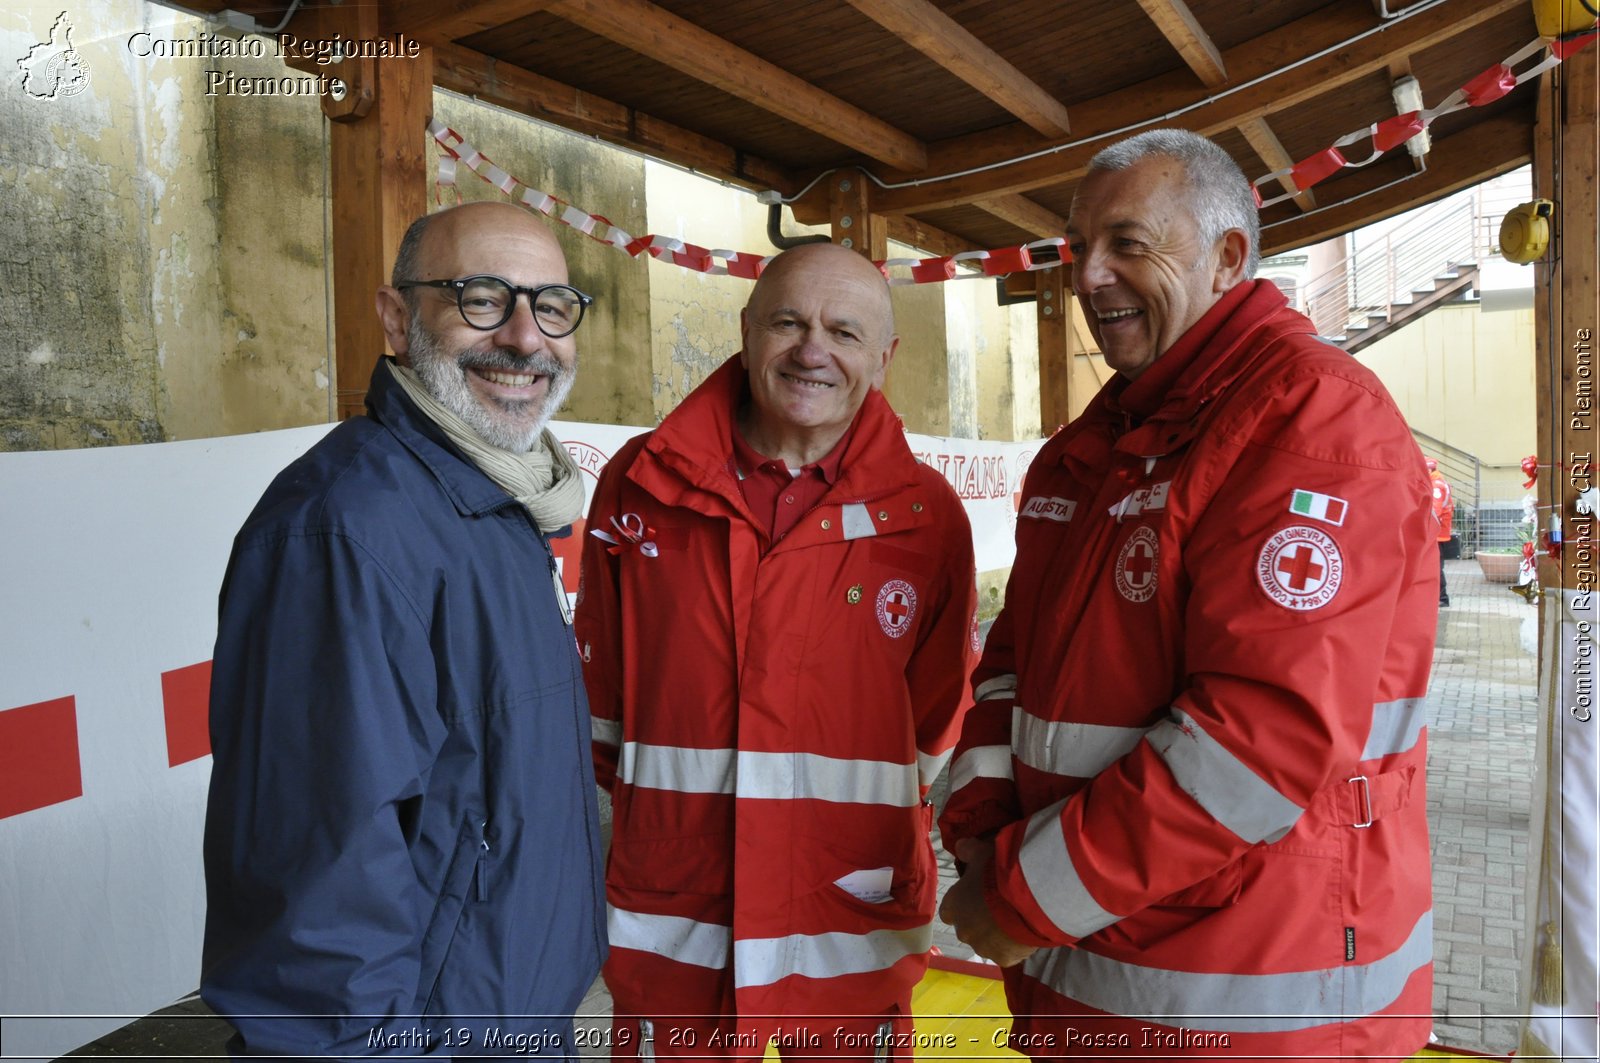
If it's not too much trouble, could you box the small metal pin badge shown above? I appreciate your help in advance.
[846,583,863,605]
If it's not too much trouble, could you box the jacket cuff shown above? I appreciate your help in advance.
[982,857,1059,950]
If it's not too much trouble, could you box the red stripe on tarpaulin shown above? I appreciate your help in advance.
[161,660,213,766]
[0,695,83,818]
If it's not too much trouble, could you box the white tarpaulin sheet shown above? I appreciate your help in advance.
[0,418,1042,1060]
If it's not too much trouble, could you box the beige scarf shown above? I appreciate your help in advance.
[390,363,585,533]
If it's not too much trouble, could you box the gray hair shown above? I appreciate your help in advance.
[391,212,437,299]
[1087,129,1261,278]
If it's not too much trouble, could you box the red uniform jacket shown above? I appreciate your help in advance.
[940,282,1437,1061]
[577,357,978,1031]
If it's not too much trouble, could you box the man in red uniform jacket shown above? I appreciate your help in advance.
[576,242,978,1060]
[939,130,1438,1061]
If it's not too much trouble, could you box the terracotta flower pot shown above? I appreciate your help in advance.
[1476,551,1521,583]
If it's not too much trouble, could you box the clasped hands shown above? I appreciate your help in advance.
[937,837,1038,968]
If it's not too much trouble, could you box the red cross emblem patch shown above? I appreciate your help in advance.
[1257,525,1344,610]
[876,579,918,638]
[1114,526,1159,603]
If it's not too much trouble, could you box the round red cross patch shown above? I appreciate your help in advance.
[1257,525,1344,610]
[876,579,918,638]
[1114,526,1159,603]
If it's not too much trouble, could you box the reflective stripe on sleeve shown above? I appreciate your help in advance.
[733,923,934,988]
[1146,710,1305,844]
[1363,698,1426,759]
[949,745,1013,793]
[1016,798,1120,938]
[1020,909,1433,1033]
[607,907,731,970]
[591,715,621,748]
[736,751,920,806]
[619,742,735,794]
[1013,706,1148,779]
[974,673,1017,702]
[917,747,954,790]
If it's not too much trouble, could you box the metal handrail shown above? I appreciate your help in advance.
[1302,195,1478,339]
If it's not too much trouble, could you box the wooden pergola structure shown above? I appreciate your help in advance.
[169,0,1593,567]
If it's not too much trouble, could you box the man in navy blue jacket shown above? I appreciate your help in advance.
[202,201,606,1058]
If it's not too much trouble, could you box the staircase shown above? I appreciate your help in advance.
[1299,177,1524,354]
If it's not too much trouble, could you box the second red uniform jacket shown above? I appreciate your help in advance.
[940,281,1438,1060]
[576,356,978,1030]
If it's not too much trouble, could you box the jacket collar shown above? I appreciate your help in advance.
[366,356,525,519]
[640,355,920,510]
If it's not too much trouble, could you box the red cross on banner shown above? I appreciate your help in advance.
[161,661,213,767]
[0,696,83,819]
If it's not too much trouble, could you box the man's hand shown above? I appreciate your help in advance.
[938,838,1038,968]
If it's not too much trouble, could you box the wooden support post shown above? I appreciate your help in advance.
[295,5,433,419]
[1535,43,1598,592]
[1037,263,1072,433]
[829,170,888,260]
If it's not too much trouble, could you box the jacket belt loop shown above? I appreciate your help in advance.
[1349,775,1374,828]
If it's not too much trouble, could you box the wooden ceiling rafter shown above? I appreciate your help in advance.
[1133,0,1314,212]
[856,0,1521,214]
[430,42,794,192]
[541,0,929,171]
[838,0,1072,137]
[1134,0,1227,85]
[979,194,1069,239]
[380,0,554,44]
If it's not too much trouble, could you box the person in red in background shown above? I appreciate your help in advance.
[576,242,978,1061]
[1428,458,1455,606]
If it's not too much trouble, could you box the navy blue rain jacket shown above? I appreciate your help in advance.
[201,358,606,1057]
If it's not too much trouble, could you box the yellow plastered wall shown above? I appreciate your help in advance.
[1355,303,1537,499]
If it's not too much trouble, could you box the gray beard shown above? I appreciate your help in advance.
[405,317,576,452]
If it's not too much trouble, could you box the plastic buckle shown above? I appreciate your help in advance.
[1349,775,1373,828]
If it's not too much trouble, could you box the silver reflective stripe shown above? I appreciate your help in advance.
[1013,706,1148,779]
[1363,698,1426,759]
[607,906,731,970]
[733,923,934,988]
[591,715,621,748]
[1021,909,1433,1033]
[1147,710,1304,844]
[620,742,735,793]
[1016,799,1119,938]
[949,745,1013,793]
[737,751,919,806]
[974,673,1017,702]
[917,747,953,790]
[841,502,878,540]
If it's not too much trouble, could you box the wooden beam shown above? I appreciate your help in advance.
[980,195,1068,239]
[1238,117,1317,211]
[1037,263,1072,432]
[829,169,889,261]
[887,215,978,260]
[430,43,792,193]
[871,0,1520,213]
[1134,0,1227,85]
[381,0,553,44]
[838,0,1071,137]
[1538,44,1599,584]
[321,5,434,418]
[1259,111,1531,255]
[547,0,928,171]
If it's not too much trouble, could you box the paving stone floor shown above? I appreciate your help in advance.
[52,564,1542,1060]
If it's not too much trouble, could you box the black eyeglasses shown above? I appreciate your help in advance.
[397,275,594,338]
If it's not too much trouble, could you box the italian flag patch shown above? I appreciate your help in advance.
[1289,489,1348,526]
